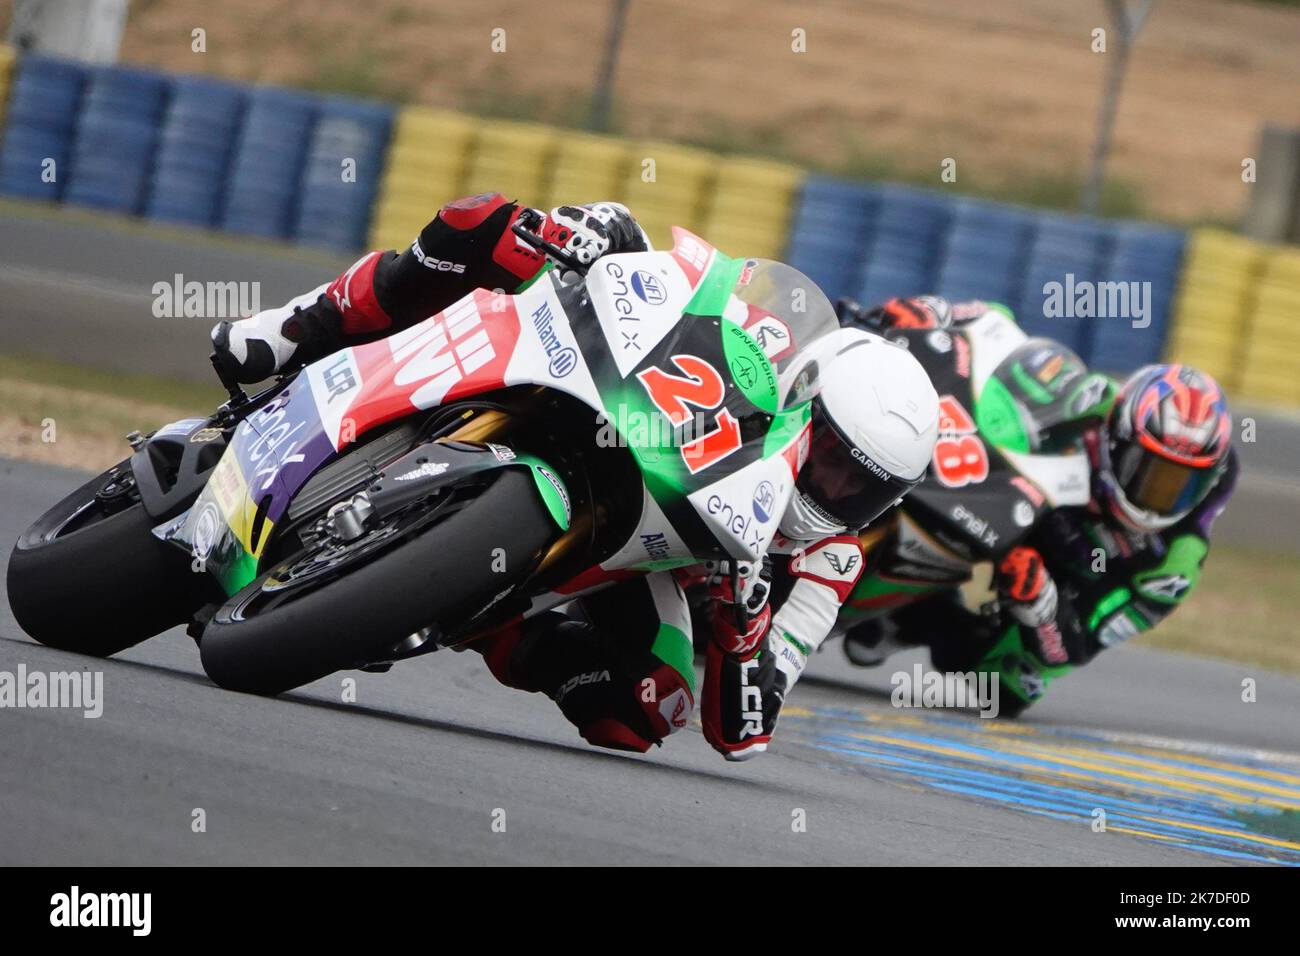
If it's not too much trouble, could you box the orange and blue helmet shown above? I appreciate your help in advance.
[1100,364,1232,532]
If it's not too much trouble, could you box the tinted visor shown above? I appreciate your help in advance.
[1114,442,1218,518]
[796,400,922,529]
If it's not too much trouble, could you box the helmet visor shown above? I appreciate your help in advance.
[1114,442,1218,519]
[796,400,922,529]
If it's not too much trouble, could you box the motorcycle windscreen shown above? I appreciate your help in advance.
[720,259,839,403]
[980,338,1115,455]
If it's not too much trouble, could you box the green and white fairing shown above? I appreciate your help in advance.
[161,227,839,596]
[556,228,838,572]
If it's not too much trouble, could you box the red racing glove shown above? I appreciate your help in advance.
[704,557,772,657]
[996,545,1069,665]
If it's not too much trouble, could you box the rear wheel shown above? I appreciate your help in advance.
[7,461,209,656]
[199,468,557,696]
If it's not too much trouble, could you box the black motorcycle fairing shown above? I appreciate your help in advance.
[130,420,228,522]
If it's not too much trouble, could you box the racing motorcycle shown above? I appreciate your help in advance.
[7,221,837,696]
[832,306,1115,711]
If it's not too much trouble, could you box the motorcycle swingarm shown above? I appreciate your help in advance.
[356,439,568,533]
[329,440,570,662]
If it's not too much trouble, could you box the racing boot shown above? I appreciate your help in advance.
[211,283,343,384]
[474,613,693,753]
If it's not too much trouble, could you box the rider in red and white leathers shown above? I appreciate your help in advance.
[212,192,940,758]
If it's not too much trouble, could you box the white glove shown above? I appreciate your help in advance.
[1006,575,1059,629]
[704,558,772,616]
[539,201,648,275]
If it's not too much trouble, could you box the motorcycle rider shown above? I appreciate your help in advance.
[211,192,941,755]
[212,193,649,383]
[830,295,1239,715]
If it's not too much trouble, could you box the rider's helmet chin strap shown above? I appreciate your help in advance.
[778,489,848,542]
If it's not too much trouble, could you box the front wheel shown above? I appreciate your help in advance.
[7,461,209,656]
[199,468,558,695]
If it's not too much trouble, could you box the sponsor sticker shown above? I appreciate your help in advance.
[1013,500,1035,527]
[640,531,672,562]
[706,493,766,553]
[631,270,668,305]
[530,300,577,379]
[155,418,206,439]
[394,461,450,482]
[537,466,571,523]
[191,501,221,560]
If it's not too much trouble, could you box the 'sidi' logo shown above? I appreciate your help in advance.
[631,270,667,305]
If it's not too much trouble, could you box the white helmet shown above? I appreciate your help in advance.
[779,329,939,540]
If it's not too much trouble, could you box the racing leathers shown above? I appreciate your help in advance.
[691,302,966,760]
[858,448,1238,715]
[212,193,645,383]
[836,296,1240,715]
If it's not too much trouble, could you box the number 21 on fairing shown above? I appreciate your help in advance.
[932,395,988,488]
[636,355,743,474]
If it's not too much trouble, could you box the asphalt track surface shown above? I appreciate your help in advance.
[2,458,1299,866]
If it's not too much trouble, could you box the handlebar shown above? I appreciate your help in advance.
[510,208,591,279]
[729,562,748,632]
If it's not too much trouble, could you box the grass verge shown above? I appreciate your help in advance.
[1138,546,1300,676]
[0,353,222,471]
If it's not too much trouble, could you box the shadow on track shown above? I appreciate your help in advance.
[280,692,796,790]
[1,634,796,792]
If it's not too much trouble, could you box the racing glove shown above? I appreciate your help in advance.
[996,545,1070,666]
[700,556,782,761]
[539,201,648,278]
[704,557,773,657]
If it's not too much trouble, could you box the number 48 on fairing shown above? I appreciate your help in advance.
[933,395,988,488]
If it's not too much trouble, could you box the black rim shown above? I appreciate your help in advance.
[41,464,141,543]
